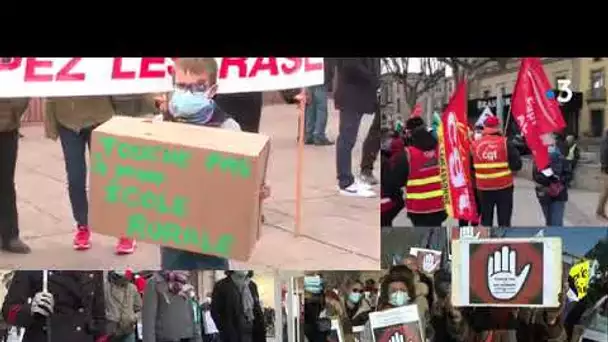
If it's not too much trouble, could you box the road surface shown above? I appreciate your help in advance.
[0,103,379,270]
[392,177,605,227]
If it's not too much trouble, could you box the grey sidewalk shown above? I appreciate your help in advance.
[0,103,380,270]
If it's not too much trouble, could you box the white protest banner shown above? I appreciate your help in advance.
[451,237,562,307]
[0,57,324,98]
[368,305,424,342]
[409,247,442,274]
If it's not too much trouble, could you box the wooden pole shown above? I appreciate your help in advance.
[295,89,307,236]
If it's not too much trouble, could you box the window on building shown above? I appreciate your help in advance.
[396,98,401,114]
[591,70,605,89]
[483,90,490,98]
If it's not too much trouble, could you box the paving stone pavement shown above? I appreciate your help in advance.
[0,103,380,270]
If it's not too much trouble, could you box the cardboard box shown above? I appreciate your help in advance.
[451,237,562,307]
[89,116,271,261]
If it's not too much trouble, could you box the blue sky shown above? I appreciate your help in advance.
[501,227,608,257]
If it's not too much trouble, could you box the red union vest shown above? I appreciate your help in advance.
[471,134,513,191]
[405,146,444,214]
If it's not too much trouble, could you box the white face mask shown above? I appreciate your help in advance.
[474,132,482,140]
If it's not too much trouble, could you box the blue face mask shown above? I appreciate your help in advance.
[304,276,323,294]
[348,292,362,303]
[169,88,215,124]
[389,291,410,307]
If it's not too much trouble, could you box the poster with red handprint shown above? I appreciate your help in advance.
[410,248,442,274]
[451,238,562,307]
[369,305,424,342]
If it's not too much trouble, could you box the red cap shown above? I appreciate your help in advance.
[484,116,499,128]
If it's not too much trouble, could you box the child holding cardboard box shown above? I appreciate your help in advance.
[154,58,270,269]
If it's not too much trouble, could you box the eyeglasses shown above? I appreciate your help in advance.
[351,288,363,293]
[174,82,208,93]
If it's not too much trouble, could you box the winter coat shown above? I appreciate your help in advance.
[1,271,107,342]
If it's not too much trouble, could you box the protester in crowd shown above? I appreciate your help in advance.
[471,115,522,227]
[364,279,378,311]
[44,96,137,254]
[598,128,608,220]
[533,135,570,226]
[334,58,380,198]
[0,97,31,254]
[200,294,220,342]
[142,271,202,342]
[564,134,580,187]
[340,279,372,329]
[387,121,447,227]
[360,106,381,186]
[361,266,434,342]
[1,271,107,342]
[303,58,335,146]
[211,271,266,342]
[105,271,142,342]
[401,257,435,310]
[381,129,405,227]
[153,58,271,269]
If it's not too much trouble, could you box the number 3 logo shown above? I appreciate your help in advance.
[557,79,573,104]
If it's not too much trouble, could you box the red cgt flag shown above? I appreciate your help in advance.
[437,81,478,223]
[511,58,555,170]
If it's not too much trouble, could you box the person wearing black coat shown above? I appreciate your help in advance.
[334,58,381,197]
[210,271,266,342]
[1,271,107,342]
[214,92,263,134]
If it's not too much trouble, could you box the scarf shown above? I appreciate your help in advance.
[161,271,190,297]
[231,273,255,322]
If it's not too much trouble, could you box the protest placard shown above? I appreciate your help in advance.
[409,248,442,274]
[327,319,344,342]
[569,259,597,300]
[88,116,270,261]
[0,57,324,97]
[451,226,490,241]
[368,305,424,342]
[451,237,562,307]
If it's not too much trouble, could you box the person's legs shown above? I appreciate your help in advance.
[337,109,374,197]
[549,201,566,226]
[58,125,92,249]
[360,112,381,185]
[478,190,495,227]
[596,173,608,218]
[303,86,317,143]
[540,201,551,226]
[381,197,404,227]
[160,247,229,270]
[312,85,332,145]
[496,187,514,227]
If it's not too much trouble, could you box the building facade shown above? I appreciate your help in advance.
[579,58,608,138]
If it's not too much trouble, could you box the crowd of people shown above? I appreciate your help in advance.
[303,259,608,342]
[380,111,605,227]
[0,270,269,342]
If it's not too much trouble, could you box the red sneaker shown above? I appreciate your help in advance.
[115,237,136,255]
[73,225,92,250]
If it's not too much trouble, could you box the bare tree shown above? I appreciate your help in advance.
[437,58,510,83]
[382,57,446,111]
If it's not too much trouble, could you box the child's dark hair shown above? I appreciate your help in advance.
[378,266,416,307]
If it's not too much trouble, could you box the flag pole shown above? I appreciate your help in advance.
[295,89,307,237]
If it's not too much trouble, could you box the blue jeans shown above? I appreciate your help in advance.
[304,85,329,141]
[336,109,364,188]
[540,200,566,226]
[160,247,229,270]
[58,124,95,226]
